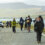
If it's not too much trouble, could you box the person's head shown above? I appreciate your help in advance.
[21,17,22,18]
[28,15,30,17]
[39,15,42,18]
[28,15,30,18]
[20,17,22,19]
[36,17,41,22]
[39,15,43,20]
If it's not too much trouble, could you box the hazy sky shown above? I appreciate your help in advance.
[0,0,45,6]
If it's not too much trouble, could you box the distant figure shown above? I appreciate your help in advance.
[9,21,11,27]
[11,18,16,33]
[26,16,32,32]
[19,17,24,31]
[34,16,44,44]
[6,21,9,27]
[25,17,27,29]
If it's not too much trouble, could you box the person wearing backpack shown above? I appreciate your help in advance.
[26,16,32,32]
[19,17,24,31]
[25,17,27,29]
[34,16,44,44]
[11,18,16,33]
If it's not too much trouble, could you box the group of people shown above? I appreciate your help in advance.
[6,21,11,27]
[19,16,32,32]
[11,15,44,44]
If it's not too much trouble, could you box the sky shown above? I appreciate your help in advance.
[0,0,45,6]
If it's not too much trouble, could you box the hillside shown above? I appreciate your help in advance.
[0,3,45,18]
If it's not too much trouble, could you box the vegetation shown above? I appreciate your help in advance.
[16,24,45,33]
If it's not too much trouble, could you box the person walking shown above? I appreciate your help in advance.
[19,17,24,31]
[25,17,27,29]
[34,16,44,44]
[26,15,32,32]
[9,21,11,27]
[6,21,9,27]
[11,18,16,33]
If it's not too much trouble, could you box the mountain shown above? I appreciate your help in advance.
[0,2,45,18]
[0,2,45,9]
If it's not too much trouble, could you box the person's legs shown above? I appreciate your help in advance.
[21,24,23,31]
[28,26,30,32]
[20,24,22,31]
[14,26,16,33]
[13,26,16,33]
[37,32,42,43]
[12,26,14,32]
[25,23,27,30]
[37,32,39,41]
[27,24,29,32]
[28,24,31,32]
[27,27,29,32]
[37,32,40,43]
[39,32,42,43]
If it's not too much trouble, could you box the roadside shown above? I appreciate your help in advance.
[0,28,45,45]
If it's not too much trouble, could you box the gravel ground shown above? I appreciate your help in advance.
[0,27,45,45]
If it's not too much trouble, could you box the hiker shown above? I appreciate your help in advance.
[9,21,11,27]
[6,21,9,27]
[26,15,32,32]
[11,18,16,33]
[34,16,44,44]
[25,17,27,29]
[19,17,24,31]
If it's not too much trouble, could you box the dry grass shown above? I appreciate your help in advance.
[16,24,45,33]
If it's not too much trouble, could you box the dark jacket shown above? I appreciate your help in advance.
[34,20,44,32]
[19,18,24,25]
